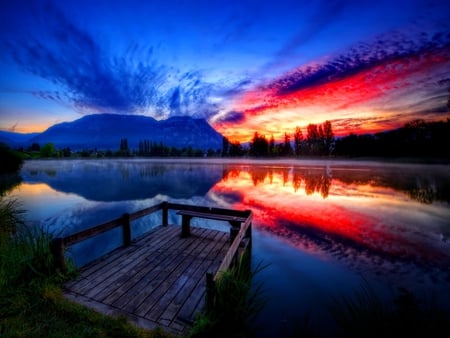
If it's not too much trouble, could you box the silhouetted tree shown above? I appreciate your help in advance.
[306,124,320,155]
[250,132,269,156]
[30,142,40,151]
[119,138,129,156]
[40,143,55,158]
[323,120,334,155]
[294,126,304,156]
[0,143,23,173]
[283,132,292,156]
[222,137,230,157]
[269,135,275,156]
[229,142,244,156]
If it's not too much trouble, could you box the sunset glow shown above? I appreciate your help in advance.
[1,1,449,140]
[210,166,450,263]
[214,46,450,142]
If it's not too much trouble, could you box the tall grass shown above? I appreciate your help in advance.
[0,197,173,338]
[190,251,267,338]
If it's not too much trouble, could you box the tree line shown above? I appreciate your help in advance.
[334,119,450,158]
[222,120,335,157]
[8,118,450,160]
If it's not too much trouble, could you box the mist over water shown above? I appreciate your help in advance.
[8,159,450,337]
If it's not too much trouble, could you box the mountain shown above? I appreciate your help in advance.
[27,114,224,151]
[0,131,39,147]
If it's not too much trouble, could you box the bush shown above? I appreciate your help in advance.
[0,143,23,174]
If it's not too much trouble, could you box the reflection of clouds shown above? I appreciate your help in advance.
[212,165,450,269]
[211,164,450,308]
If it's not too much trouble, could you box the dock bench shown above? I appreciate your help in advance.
[176,210,247,238]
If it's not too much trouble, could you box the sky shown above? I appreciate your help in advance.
[0,0,449,142]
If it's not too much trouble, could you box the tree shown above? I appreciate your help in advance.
[222,137,230,157]
[229,142,243,156]
[269,135,275,156]
[40,143,56,158]
[283,132,292,155]
[294,127,304,156]
[322,120,334,155]
[250,132,269,156]
[0,143,23,173]
[119,138,129,156]
[306,124,319,155]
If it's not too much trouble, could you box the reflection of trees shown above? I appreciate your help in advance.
[139,165,167,178]
[221,164,450,204]
[225,165,333,198]
[303,169,331,198]
[250,168,269,186]
[119,164,130,179]
[333,167,450,204]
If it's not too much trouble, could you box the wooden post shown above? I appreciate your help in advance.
[230,226,239,243]
[50,238,66,273]
[181,215,192,238]
[246,221,252,250]
[162,202,168,226]
[122,213,131,246]
[205,272,215,312]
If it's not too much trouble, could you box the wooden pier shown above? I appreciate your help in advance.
[51,202,252,335]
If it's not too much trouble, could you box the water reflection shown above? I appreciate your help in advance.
[21,160,223,201]
[7,159,450,335]
[224,164,450,204]
[213,164,450,269]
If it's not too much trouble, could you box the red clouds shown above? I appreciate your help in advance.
[213,34,450,143]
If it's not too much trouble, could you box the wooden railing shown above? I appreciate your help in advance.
[50,202,252,277]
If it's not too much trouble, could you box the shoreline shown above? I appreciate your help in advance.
[23,156,450,168]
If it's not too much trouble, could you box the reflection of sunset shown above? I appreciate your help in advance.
[15,182,55,195]
[212,166,450,264]
[10,182,85,222]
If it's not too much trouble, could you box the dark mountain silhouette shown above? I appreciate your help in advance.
[18,114,223,151]
[0,131,39,147]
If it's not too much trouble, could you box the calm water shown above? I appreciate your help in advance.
[7,159,450,336]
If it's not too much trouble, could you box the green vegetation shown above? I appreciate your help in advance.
[190,253,267,338]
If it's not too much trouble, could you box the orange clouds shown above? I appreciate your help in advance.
[213,46,450,143]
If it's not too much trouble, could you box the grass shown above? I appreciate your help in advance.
[0,197,175,338]
[189,252,267,338]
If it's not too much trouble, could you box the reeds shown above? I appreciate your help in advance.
[190,251,268,338]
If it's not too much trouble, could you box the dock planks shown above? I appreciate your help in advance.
[63,224,230,334]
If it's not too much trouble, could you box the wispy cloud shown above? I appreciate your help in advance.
[269,30,450,96]
[1,1,216,118]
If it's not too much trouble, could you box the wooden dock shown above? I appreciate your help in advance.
[52,202,252,335]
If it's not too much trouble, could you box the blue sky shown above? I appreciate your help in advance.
[1,0,449,140]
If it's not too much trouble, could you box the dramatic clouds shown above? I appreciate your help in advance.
[1,1,214,119]
[0,0,449,136]
[214,29,450,141]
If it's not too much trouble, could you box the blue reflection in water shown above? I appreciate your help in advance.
[7,159,450,336]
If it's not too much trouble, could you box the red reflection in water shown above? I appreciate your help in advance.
[212,166,450,265]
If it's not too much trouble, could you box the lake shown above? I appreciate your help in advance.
[7,158,450,337]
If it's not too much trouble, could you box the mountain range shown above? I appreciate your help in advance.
[0,114,224,151]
